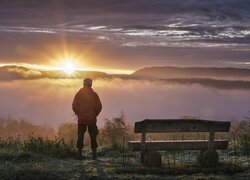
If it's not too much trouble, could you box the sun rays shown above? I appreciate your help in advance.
[59,61,76,75]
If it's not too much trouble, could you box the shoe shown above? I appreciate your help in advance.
[92,148,97,160]
[77,149,83,160]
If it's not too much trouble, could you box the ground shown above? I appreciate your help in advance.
[0,149,250,180]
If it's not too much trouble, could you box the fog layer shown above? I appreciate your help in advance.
[0,78,249,128]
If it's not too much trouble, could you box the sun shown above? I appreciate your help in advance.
[60,62,76,74]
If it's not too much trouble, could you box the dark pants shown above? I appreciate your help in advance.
[76,123,98,150]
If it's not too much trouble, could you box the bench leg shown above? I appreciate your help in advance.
[203,150,219,167]
[145,151,162,167]
[198,150,205,166]
[208,127,215,151]
[140,132,146,163]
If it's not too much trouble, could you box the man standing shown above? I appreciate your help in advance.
[72,78,102,160]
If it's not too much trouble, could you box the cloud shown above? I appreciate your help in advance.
[160,78,250,90]
[7,66,42,79]
[132,66,250,80]
[0,65,109,81]
[0,66,42,80]
[2,65,250,91]
[1,78,250,129]
[1,0,250,69]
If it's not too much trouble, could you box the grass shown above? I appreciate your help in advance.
[0,136,250,179]
[1,154,249,180]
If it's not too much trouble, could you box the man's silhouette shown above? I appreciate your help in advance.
[72,78,102,160]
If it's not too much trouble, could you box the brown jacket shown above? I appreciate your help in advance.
[72,86,102,124]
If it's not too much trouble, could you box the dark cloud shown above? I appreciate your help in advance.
[1,0,250,16]
[0,0,250,69]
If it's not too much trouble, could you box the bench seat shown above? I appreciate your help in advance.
[129,119,231,165]
[128,140,228,151]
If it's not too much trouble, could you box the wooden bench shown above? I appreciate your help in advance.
[128,119,231,167]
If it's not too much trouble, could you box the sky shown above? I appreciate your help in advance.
[1,0,250,128]
[0,0,250,72]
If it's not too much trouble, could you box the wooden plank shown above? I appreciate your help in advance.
[128,140,228,151]
[134,119,231,133]
[140,132,146,163]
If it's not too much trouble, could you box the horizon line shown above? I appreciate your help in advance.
[0,63,135,75]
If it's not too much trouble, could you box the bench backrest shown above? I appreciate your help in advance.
[134,119,231,133]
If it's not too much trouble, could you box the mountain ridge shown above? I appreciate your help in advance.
[0,65,109,81]
[132,66,250,80]
[3,65,250,82]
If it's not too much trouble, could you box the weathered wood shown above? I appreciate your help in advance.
[140,132,146,163]
[128,140,228,151]
[134,119,231,133]
[129,119,231,166]
[208,127,215,150]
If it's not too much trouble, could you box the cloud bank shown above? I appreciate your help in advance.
[2,65,250,91]
[0,78,250,129]
[0,65,109,81]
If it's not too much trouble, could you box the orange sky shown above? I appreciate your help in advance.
[1,1,250,73]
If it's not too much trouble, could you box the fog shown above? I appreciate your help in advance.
[0,78,250,129]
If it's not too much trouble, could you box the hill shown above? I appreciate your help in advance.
[0,65,109,81]
[131,66,250,80]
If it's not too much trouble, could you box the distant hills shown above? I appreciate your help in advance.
[131,66,250,80]
[0,65,109,81]
[3,65,250,81]
[3,65,250,90]
[130,66,250,90]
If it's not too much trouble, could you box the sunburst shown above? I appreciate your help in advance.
[60,62,76,74]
